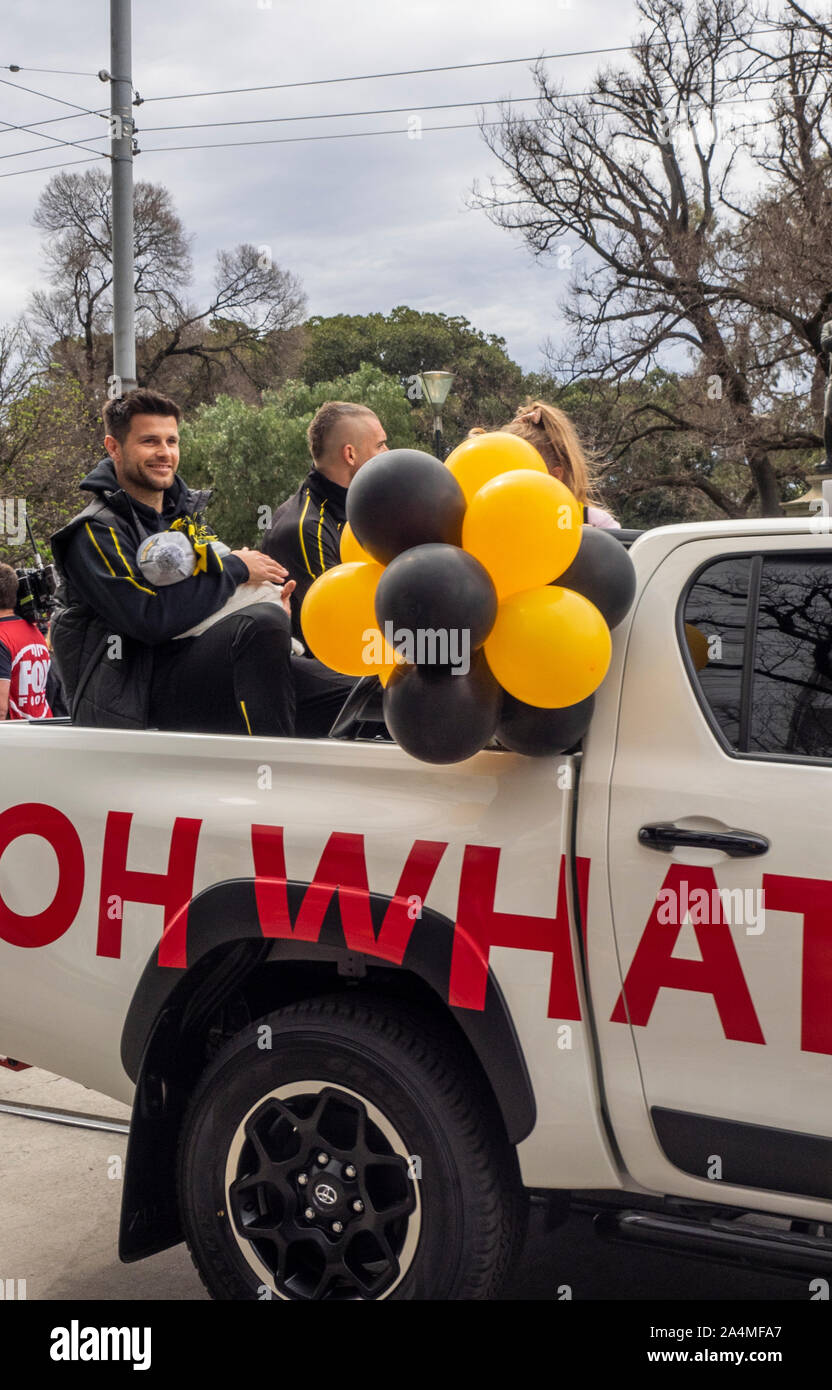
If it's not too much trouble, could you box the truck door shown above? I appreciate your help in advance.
[606,534,832,1207]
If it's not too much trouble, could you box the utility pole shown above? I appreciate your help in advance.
[109,0,136,394]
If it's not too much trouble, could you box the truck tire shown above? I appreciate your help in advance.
[177,993,527,1300]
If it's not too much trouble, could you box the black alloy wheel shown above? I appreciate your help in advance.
[178,994,527,1300]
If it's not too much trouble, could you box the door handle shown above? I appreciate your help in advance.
[638,823,769,858]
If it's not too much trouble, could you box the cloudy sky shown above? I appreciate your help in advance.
[1,0,643,373]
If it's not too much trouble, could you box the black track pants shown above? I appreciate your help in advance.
[149,603,353,737]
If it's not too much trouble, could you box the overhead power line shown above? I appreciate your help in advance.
[0,82,780,167]
[0,152,108,179]
[0,97,536,158]
[0,131,109,161]
[139,46,660,103]
[139,94,542,133]
[2,63,102,78]
[137,30,783,104]
[1,83,780,175]
[0,22,804,182]
[0,121,509,174]
[142,120,506,153]
[0,72,109,161]
[0,69,785,154]
[0,110,108,139]
[0,73,109,159]
[0,73,108,119]
[135,70,784,137]
[0,21,809,152]
[0,130,110,161]
[139,99,773,155]
[0,111,111,162]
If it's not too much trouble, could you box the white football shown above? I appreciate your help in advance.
[136,530,197,585]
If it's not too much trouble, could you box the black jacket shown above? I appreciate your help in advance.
[50,459,248,729]
[262,468,347,641]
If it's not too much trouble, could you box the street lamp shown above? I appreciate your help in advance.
[420,371,454,460]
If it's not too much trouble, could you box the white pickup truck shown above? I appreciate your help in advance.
[1,515,831,1301]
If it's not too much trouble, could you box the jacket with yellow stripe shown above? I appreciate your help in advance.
[50,458,248,729]
[262,468,346,643]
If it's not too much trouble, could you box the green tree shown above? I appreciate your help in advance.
[301,306,525,447]
[180,363,418,548]
[0,374,99,565]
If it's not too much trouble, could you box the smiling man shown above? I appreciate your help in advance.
[50,389,352,736]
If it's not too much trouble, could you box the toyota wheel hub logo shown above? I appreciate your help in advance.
[314,1183,338,1207]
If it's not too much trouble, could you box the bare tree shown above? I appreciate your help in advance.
[28,169,306,402]
[0,321,39,418]
[474,0,832,516]
[723,1,832,419]
[30,170,191,386]
[138,243,307,401]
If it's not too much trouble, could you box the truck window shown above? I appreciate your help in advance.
[682,556,751,748]
[683,552,832,761]
[750,556,832,758]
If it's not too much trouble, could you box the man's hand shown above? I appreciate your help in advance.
[280,578,296,619]
[231,550,296,623]
[232,548,288,585]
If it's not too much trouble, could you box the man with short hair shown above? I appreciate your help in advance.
[0,563,53,720]
[262,401,388,641]
[50,388,351,736]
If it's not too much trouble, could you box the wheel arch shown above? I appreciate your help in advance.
[118,877,536,1262]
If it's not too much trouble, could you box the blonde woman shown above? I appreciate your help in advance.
[501,402,619,530]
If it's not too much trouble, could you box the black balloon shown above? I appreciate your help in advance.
[497,693,595,757]
[347,449,466,565]
[554,525,637,629]
[375,544,498,658]
[383,651,502,764]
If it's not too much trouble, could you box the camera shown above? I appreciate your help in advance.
[15,564,57,632]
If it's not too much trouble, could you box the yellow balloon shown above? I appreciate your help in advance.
[462,469,582,599]
[340,521,374,565]
[445,431,547,504]
[685,622,709,672]
[301,561,389,676]
[484,585,612,707]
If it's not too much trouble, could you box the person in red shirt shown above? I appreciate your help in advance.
[0,562,52,721]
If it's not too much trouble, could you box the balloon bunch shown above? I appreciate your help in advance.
[300,433,636,763]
